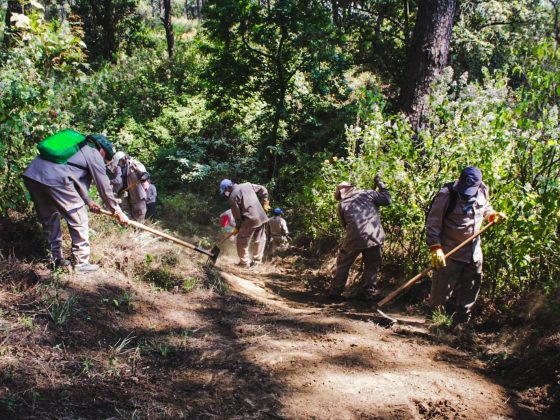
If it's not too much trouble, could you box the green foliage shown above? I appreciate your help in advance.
[452,0,550,80]
[102,291,134,310]
[158,192,222,233]
[137,251,192,291]
[182,276,198,292]
[71,0,147,62]
[203,0,350,177]
[295,40,560,299]
[204,266,227,295]
[430,308,454,328]
[48,295,78,325]
[0,11,86,213]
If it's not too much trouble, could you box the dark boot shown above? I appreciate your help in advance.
[54,258,72,269]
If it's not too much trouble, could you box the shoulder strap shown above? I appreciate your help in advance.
[443,181,458,219]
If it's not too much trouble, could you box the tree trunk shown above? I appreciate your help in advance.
[100,0,117,62]
[398,0,458,130]
[162,0,174,58]
[332,0,340,28]
[196,0,202,18]
[51,0,67,21]
[3,0,24,46]
[550,1,560,44]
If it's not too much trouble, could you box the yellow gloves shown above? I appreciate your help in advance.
[232,227,240,235]
[263,199,271,212]
[488,211,507,224]
[430,246,446,269]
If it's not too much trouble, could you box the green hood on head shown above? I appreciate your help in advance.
[87,134,115,161]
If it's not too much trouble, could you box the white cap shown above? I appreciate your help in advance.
[112,151,126,167]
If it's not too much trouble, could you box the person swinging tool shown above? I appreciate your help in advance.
[220,179,270,268]
[23,131,129,272]
[329,176,391,301]
[426,166,506,324]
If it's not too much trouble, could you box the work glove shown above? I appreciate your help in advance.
[430,246,446,269]
[114,210,130,226]
[232,227,240,235]
[487,211,507,224]
[87,201,102,214]
[373,175,385,190]
[263,199,271,212]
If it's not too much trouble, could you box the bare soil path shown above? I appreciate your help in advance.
[211,254,536,419]
[0,242,550,419]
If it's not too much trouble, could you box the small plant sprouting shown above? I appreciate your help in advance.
[182,276,198,293]
[430,308,453,329]
[143,338,170,358]
[81,357,94,377]
[102,291,134,310]
[48,295,77,325]
[19,314,35,330]
[204,267,228,295]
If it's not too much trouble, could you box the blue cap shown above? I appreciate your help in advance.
[273,207,283,215]
[458,167,482,196]
[219,179,233,194]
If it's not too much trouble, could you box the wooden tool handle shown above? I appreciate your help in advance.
[97,208,214,257]
[377,221,495,308]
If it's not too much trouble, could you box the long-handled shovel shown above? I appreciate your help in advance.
[375,221,496,321]
[98,208,220,265]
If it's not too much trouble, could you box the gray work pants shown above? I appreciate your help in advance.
[24,178,90,264]
[236,223,266,267]
[330,245,382,297]
[430,257,483,319]
[271,236,288,255]
[122,198,147,223]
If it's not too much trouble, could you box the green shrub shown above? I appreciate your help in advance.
[294,40,560,301]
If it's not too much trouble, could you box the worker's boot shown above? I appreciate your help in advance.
[54,258,72,269]
[75,263,100,273]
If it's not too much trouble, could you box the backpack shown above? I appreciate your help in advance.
[37,129,89,164]
[426,181,458,222]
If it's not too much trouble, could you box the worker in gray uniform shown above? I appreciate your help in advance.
[268,207,289,255]
[220,179,270,268]
[426,166,506,324]
[23,135,129,273]
[329,177,391,301]
[109,151,149,223]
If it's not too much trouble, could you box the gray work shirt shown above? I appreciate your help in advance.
[268,216,288,238]
[146,184,157,204]
[111,157,148,204]
[23,145,121,213]
[426,182,494,263]
[338,186,391,250]
[228,182,269,228]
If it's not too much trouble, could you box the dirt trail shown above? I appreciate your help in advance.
[1,243,545,418]
[214,256,516,419]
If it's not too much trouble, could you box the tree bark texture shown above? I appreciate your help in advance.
[399,0,457,130]
[101,0,117,62]
[162,0,174,58]
[3,0,24,46]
